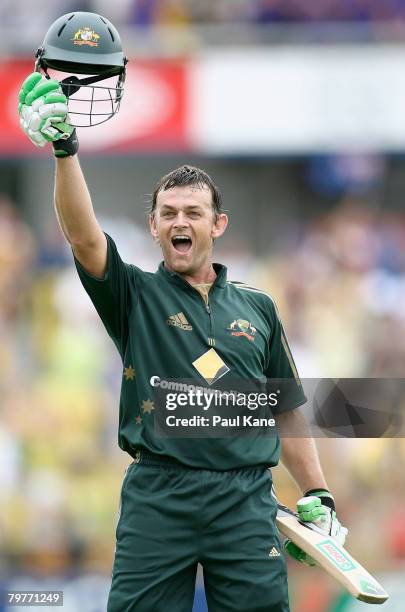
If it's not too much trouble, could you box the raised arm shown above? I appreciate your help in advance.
[18,72,107,278]
[54,156,107,278]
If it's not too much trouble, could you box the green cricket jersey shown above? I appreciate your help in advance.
[74,234,306,469]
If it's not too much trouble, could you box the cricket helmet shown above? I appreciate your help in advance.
[35,12,128,127]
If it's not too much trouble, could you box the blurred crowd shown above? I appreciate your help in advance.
[1,186,404,588]
[3,0,405,32]
[124,0,405,26]
[253,199,405,378]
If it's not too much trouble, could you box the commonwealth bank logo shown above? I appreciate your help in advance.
[167,312,193,331]
[192,348,230,385]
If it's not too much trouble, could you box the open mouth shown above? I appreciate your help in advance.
[171,235,192,254]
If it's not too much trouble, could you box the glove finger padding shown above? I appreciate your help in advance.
[25,79,61,106]
[19,106,48,147]
[297,495,328,525]
[18,72,76,150]
[33,92,71,140]
[33,96,67,115]
[18,72,43,107]
[284,491,349,568]
[19,104,61,144]
[26,128,49,147]
[284,539,317,567]
[297,494,348,546]
[41,91,67,106]
[330,514,348,544]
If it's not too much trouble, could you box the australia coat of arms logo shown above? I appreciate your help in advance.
[72,27,101,47]
[227,319,256,342]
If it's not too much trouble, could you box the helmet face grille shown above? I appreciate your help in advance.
[35,12,127,127]
[62,82,123,127]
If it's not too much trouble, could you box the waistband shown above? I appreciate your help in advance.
[132,448,271,475]
[133,449,191,469]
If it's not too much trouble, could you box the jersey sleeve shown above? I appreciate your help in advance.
[264,300,307,414]
[73,233,133,358]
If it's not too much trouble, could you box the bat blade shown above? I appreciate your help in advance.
[276,504,389,604]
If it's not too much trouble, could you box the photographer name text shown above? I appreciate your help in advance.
[165,415,275,428]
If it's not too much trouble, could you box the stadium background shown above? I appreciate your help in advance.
[1,1,405,610]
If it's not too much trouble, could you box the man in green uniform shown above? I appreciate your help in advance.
[19,73,347,612]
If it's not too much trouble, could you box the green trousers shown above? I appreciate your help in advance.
[107,451,290,612]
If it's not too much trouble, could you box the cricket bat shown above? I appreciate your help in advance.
[276,503,389,604]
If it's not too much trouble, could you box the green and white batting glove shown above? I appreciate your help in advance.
[18,72,78,157]
[284,489,348,567]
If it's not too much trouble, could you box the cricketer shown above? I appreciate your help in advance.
[18,11,348,611]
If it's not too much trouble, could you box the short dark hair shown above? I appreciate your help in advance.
[150,165,223,217]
